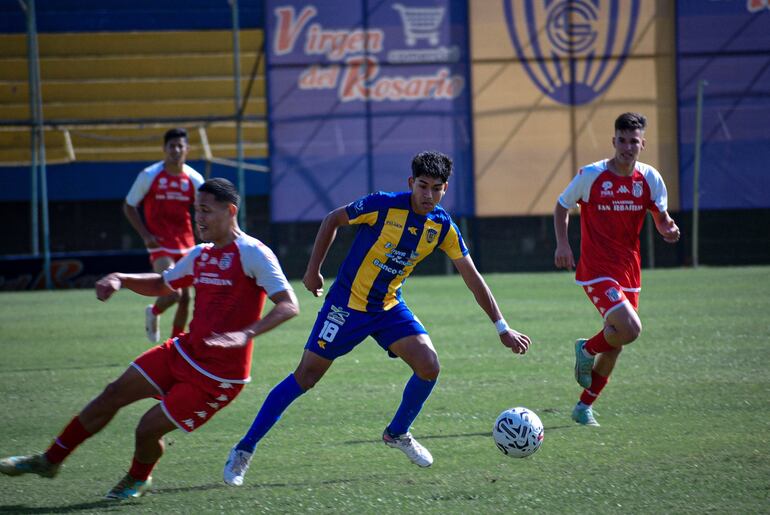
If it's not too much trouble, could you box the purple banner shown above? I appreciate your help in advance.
[677,0,770,210]
[266,1,474,222]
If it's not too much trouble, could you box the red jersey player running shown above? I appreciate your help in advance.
[124,128,204,343]
[553,112,680,426]
[0,178,299,500]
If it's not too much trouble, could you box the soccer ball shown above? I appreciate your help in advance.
[492,407,544,458]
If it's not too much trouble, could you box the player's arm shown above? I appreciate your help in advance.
[95,272,173,302]
[202,289,300,349]
[302,206,350,297]
[651,210,680,244]
[452,254,531,355]
[553,201,575,269]
[123,202,158,248]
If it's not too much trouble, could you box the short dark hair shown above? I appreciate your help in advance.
[615,112,647,132]
[164,127,188,145]
[198,178,240,207]
[411,151,453,183]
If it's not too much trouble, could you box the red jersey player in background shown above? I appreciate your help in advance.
[124,128,204,343]
[553,112,680,426]
[0,178,299,500]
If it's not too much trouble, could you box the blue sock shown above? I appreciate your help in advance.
[236,374,305,453]
[386,373,437,436]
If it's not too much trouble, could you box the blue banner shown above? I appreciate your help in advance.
[266,0,474,222]
[677,0,770,210]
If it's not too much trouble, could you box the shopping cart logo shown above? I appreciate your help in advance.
[393,3,446,46]
[503,0,640,105]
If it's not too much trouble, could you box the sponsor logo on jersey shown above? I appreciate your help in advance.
[159,177,168,189]
[617,185,630,194]
[317,339,327,349]
[601,181,614,197]
[385,219,403,229]
[195,410,208,419]
[183,418,195,429]
[426,228,438,243]
[352,199,364,213]
[632,181,644,198]
[201,253,209,262]
[171,181,179,189]
[408,226,418,235]
[327,305,350,325]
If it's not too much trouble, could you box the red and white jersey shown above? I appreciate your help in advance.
[558,159,669,290]
[163,233,293,383]
[126,162,204,255]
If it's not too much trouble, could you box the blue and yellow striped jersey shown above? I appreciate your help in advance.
[327,191,469,312]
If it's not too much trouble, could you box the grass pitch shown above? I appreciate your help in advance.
[0,266,768,514]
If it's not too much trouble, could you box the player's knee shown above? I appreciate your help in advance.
[619,319,642,344]
[294,369,323,391]
[94,381,129,410]
[413,356,440,381]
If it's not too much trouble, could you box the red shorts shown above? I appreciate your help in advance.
[580,278,639,319]
[132,339,245,433]
[148,249,187,267]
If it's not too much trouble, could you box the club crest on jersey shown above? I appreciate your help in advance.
[219,253,233,270]
[426,228,438,243]
[605,287,622,302]
[180,179,190,191]
[503,0,640,105]
[632,181,643,198]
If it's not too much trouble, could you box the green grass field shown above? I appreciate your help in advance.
[1,266,768,514]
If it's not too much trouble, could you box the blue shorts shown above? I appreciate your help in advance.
[304,298,427,360]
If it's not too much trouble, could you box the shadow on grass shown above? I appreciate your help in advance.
[0,500,124,513]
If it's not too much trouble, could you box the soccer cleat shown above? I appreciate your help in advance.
[382,429,433,467]
[0,453,60,478]
[574,338,594,389]
[104,473,152,500]
[571,404,600,426]
[145,304,160,343]
[223,446,253,486]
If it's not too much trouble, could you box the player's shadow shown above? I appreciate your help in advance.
[0,500,123,514]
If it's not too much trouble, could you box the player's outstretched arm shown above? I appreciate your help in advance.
[203,289,300,348]
[452,255,531,355]
[302,206,350,297]
[652,210,681,244]
[95,272,172,301]
[553,202,575,269]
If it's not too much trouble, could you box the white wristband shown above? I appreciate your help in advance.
[494,319,510,335]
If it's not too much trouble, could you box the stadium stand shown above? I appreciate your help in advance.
[0,30,266,165]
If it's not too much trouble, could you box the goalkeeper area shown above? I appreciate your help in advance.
[1,267,767,513]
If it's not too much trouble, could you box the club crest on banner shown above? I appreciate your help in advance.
[503,0,640,105]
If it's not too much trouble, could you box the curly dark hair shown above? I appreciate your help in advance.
[411,151,453,183]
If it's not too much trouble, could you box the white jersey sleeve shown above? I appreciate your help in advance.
[163,245,206,288]
[125,161,164,206]
[558,160,606,208]
[183,164,205,198]
[237,235,293,297]
[638,162,669,212]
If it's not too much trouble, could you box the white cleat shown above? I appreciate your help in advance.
[223,446,253,486]
[382,429,433,467]
[145,305,160,343]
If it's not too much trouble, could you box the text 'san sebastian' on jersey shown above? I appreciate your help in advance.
[330,191,469,312]
[558,159,668,290]
[125,162,204,255]
[163,233,293,383]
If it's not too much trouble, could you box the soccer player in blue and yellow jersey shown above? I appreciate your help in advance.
[223,151,532,485]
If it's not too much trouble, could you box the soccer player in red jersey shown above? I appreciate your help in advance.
[553,112,680,426]
[124,128,204,343]
[0,178,299,500]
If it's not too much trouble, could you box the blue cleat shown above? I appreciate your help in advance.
[574,339,594,389]
[105,474,152,500]
[0,453,60,478]
[571,404,600,426]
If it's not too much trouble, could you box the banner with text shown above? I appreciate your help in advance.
[266,0,473,222]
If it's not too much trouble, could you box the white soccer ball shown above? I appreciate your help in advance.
[492,407,544,458]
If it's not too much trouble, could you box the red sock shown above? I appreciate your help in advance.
[128,457,157,481]
[171,325,185,338]
[584,330,615,355]
[45,416,92,464]
[151,305,161,316]
[580,371,610,405]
